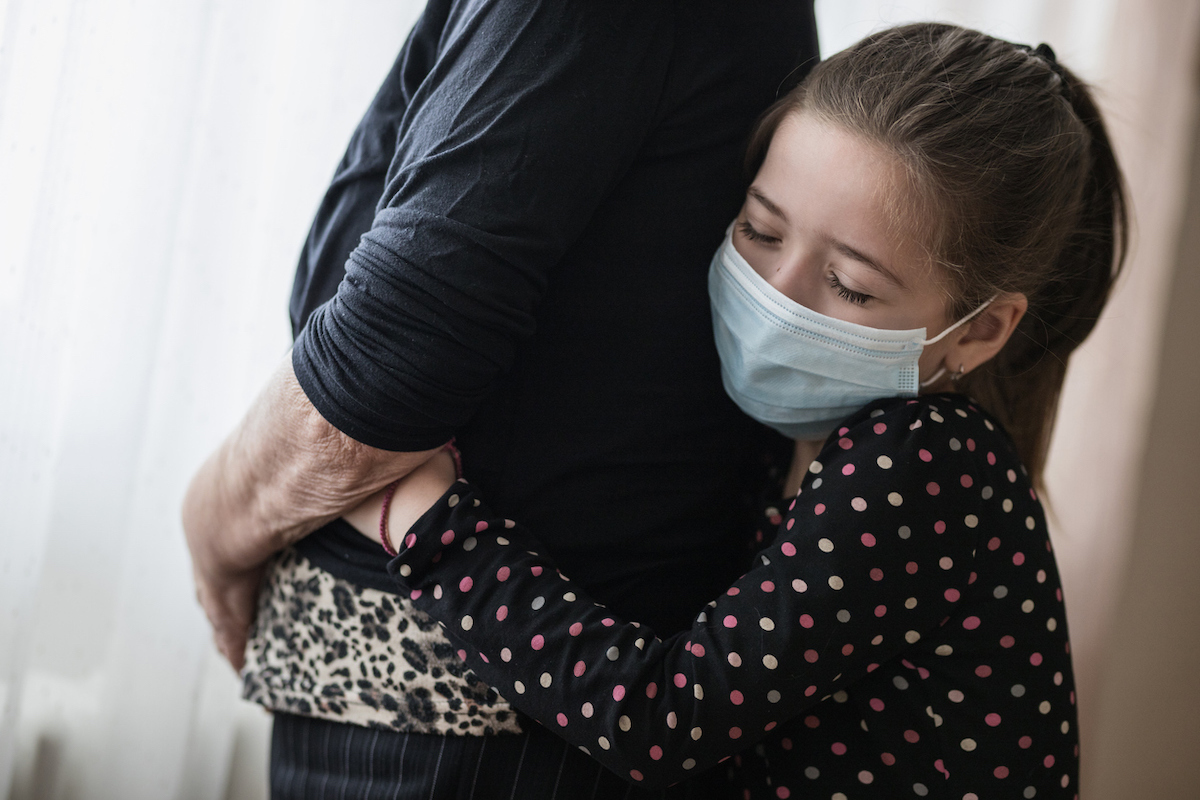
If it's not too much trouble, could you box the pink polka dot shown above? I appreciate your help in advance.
[867,662,879,672]
[781,542,796,557]
[457,649,467,661]
[904,730,920,743]
[831,742,848,755]
[724,615,738,628]
[440,530,455,545]
[799,613,814,628]
[935,759,949,778]
[646,682,658,698]
[787,518,795,530]
[729,727,742,739]
[814,504,826,515]
[919,449,933,462]
[601,618,615,627]
[994,766,1009,779]
[804,650,819,663]
[405,533,418,549]
[531,635,544,650]
[842,463,855,476]
[1019,736,1032,749]
[869,698,885,712]
[730,690,744,705]
[496,605,508,621]
[804,685,817,696]
[556,713,567,727]
[804,715,820,728]
[613,685,626,701]
[573,661,586,677]
[906,561,919,574]
[761,580,775,592]
[927,482,941,496]
[1044,755,1055,768]
[459,576,473,592]
[1030,652,1043,666]
[478,653,489,664]
[764,721,777,731]
[692,644,706,657]
[985,713,1002,727]
[963,616,981,630]
[976,665,992,678]
[1000,635,1015,648]
[874,605,887,617]
[934,520,947,534]
[727,587,740,596]
[961,474,973,488]
[496,566,510,582]
[839,426,850,435]
[842,643,854,656]
[874,422,888,434]
[839,437,853,450]
[945,588,960,602]
[776,788,791,799]
[870,567,884,581]
[674,673,687,688]
[530,565,543,576]
[649,745,663,761]
[409,589,422,600]
[568,622,583,636]
[1012,552,1025,566]
[630,770,643,782]
[987,452,997,465]
[881,752,896,766]
[988,537,1001,551]
[861,533,877,547]
[474,520,488,533]
[859,770,874,785]
[917,667,930,679]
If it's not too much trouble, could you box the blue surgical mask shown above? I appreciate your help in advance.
[708,228,992,439]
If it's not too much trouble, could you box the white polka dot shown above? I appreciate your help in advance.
[930,412,944,423]
[514,681,525,694]
[811,478,823,489]
[914,783,929,796]
[833,794,848,800]
[461,615,473,631]
[691,727,703,741]
[805,767,820,779]
[985,420,995,431]
[888,492,903,506]
[682,758,696,770]
[728,652,742,667]
[893,676,909,690]
[1002,499,1014,512]
[792,579,808,593]
[939,556,954,570]
[433,585,443,600]
[1022,600,1035,613]
[1023,787,1036,799]
[496,536,510,545]
[763,654,778,670]
[982,486,994,500]
[936,644,953,656]
[964,514,978,528]
[1047,617,1058,631]
[607,646,620,661]
[828,576,844,590]
[598,736,610,750]
[448,494,460,507]
[851,497,868,511]
[635,638,645,650]
[871,634,883,645]
[1037,569,1047,584]
[463,537,477,551]
[760,617,776,631]
[961,738,977,751]
[905,597,918,609]
[1039,701,1051,714]
[1026,516,1036,530]
[1012,684,1026,697]
[563,592,576,602]
[767,690,781,703]
[870,409,885,417]
[666,712,677,729]
[1054,671,1064,686]
[619,715,632,731]
[1061,720,1070,734]
[905,630,921,644]
[898,526,912,539]
[994,585,1008,599]
[501,648,512,662]
[540,672,552,688]
[948,689,964,702]
[933,713,943,727]
[531,596,545,610]
[949,437,961,450]
[956,409,968,418]
[582,702,594,717]
[809,461,823,474]
[836,609,851,623]
[833,690,849,703]
[693,684,704,700]
[397,563,412,577]
[818,538,834,552]
[878,455,893,469]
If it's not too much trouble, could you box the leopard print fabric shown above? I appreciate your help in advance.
[242,547,522,735]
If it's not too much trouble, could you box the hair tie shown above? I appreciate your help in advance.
[1017,41,1071,94]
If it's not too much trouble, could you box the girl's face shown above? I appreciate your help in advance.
[732,111,958,383]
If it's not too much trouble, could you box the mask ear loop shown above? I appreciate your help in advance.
[917,295,999,388]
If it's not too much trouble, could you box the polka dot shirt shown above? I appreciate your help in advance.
[388,394,1079,799]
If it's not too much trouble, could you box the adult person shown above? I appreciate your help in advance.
[182,1,818,797]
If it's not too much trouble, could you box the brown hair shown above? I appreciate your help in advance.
[746,23,1128,488]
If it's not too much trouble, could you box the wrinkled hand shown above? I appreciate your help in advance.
[190,554,265,671]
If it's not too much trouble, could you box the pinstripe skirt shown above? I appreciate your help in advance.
[270,712,732,800]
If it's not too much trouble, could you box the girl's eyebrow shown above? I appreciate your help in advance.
[832,241,907,289]
[747,186,787,221]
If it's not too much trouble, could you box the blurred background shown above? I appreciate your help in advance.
[1,0,1197,797]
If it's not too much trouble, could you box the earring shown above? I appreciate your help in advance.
[950,364,965,383]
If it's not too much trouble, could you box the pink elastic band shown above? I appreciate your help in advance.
[378,479,401,556]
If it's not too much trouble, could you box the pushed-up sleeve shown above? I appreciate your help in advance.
[388,397,1000,787]
[293,0,676,450]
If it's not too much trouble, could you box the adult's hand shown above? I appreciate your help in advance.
[182,355,442,670]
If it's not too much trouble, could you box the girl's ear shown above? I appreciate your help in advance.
[947,292,1028,376]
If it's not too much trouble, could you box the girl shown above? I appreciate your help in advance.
[345,22,1126,799]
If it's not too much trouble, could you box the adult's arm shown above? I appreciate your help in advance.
[378,397,1006,788]
[182,358,441,668]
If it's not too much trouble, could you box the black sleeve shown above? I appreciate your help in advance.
[386,397,997,788]
[292,0,679,451]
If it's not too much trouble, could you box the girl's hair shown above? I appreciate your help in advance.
[746,23,1128,488]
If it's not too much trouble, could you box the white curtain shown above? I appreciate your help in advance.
[1,1,1194,798]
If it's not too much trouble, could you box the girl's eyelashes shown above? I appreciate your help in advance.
[827,272,872,305]
[738,220,779,245]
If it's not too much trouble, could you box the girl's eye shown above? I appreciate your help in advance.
[827,273,872,306]
[738,220,779,245]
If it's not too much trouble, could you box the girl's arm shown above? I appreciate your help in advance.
[354,396,1001,789]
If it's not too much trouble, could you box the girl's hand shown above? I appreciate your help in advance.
[343,447,459,550]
